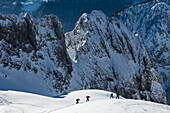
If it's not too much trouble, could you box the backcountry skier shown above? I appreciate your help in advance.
[76,98,80,104]
[86,96,90,102]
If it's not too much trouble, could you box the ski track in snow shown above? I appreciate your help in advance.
[9,105,27,113]
[13,103,42,108]
[0,97,11,105]
[0,97,27,113]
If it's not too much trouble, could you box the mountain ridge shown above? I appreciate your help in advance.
[65,9,166,104]
[0,0,169,104]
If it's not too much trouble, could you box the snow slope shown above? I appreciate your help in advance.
[54,99,170,113]
[0,90,169,113]
[0,65,51,96]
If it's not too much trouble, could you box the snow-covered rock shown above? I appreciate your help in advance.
[114,0,170,104]
[0,13,72,96]
[0,0,168,105]
[65,10,166,104]
[0,0,149,32]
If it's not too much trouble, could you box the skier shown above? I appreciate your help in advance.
[86,96,90,102]
[110,93,113,99]
[114,86,119,99]
[116,92,119,99]
[76,98,80,104]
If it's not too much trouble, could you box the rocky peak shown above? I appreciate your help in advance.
[0,13,72,95]
[65,10,166,104]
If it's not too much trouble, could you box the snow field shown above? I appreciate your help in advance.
[0,89,169,113]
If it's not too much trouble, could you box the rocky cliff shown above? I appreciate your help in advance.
[65,10,166,104]
[113,0,170,104]
[114,0,169,89]
[0,13,72,95]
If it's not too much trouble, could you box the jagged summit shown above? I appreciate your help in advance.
[65,10,166,104]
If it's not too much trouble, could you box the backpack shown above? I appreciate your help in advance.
[86,96,89,98]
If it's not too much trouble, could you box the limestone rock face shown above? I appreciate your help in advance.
[114,1,170,104]
[114,1,170,89]
[65,10,166,104]
[0,13,72,95]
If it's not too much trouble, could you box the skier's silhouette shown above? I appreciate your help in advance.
[76,98,80,104]
[114,86,119,99]
[86,96,90,102]
[110,93,113,99]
